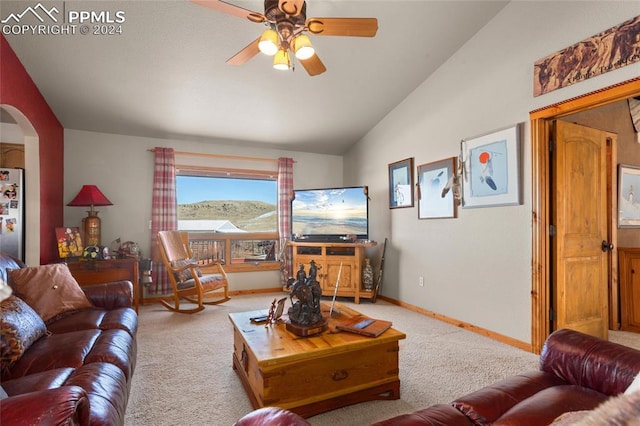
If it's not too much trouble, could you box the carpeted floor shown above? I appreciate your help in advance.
[124,293,639,426]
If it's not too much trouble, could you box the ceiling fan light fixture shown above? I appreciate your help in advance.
[258,29,279,56]
[293,34,315,60]
[273,49,291,70]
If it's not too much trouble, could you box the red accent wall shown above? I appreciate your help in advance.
[1,34,63,264]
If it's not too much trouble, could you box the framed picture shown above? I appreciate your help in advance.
[618,164,640,228]
[56,227,84,258]
[461,124,522,208]
[417,157,457,219]
[388,158,414,208]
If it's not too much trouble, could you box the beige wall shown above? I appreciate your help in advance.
[64,129,343,291]
[344,2,640,343]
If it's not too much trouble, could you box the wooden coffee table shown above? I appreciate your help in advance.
[229,301,406,418]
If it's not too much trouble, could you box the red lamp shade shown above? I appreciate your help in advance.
[67,185,113,247]
[67,185,113,209]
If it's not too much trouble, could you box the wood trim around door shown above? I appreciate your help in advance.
[530,77,640,354]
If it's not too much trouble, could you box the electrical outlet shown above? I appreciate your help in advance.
[419,276,424,287]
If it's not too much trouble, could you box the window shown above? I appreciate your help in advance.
[176,174,279,270]
[176,175,277,233]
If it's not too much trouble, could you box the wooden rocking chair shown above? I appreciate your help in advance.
[157,230,230,313]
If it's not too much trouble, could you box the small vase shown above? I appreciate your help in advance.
[362,258,374,291]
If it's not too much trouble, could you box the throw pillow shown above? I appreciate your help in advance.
[552,390,640,425]
[550,410,591,425]
[625,371,640,395]
[8,264,92,323]
[0,295,48,373]
[170,259,202,283]
[552,374,640,425]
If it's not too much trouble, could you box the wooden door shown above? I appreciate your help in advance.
[552,120,611,339]
[325,259,354,293]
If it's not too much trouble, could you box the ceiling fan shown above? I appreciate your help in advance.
[191,0,378,76]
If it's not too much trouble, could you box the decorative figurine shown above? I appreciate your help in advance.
[285,261,327,336]
[265,298,277,327]
[265,297,288,328]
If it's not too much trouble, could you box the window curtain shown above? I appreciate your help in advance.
[150,147,177,294]
[277,157,294,287]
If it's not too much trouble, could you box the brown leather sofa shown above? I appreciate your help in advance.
[234,328,640,426]
[0,253,138,426]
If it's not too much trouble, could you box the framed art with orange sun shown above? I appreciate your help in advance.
[461,124,522,208]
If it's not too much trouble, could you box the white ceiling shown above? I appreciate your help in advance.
[2,0,508,154]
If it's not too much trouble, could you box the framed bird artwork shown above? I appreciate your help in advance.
[461,124,522,208]
[417,157,458,219]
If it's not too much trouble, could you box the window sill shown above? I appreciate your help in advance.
[224,262,281,273]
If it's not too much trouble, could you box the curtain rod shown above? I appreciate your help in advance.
[147,149,283,163]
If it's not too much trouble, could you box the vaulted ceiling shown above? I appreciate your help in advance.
[2,1,508,154]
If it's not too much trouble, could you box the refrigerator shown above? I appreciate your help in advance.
[0,168,24,261]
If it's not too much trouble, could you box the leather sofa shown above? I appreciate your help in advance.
[234,328,640,425]
[0,253,138,426]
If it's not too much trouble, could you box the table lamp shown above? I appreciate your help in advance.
[67,185,113,247]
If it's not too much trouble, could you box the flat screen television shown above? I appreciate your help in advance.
[291,186,369,242]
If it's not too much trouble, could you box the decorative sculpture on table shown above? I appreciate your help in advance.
[285,260,327,336]
[265,298,278,327]
[264,296,287,328]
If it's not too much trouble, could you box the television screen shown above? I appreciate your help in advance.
[291,186,368,242]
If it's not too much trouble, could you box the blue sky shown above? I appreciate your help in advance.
[292,187,368,217]
[176,176,276,205]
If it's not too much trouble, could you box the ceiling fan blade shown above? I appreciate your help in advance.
[278,0,305,16]
[299,53,326,76]
[227,37,261,65]
[306,17,378,37]
[190,0,265,23]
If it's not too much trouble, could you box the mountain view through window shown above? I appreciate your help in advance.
[176,175,277,232]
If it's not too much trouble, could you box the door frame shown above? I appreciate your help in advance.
[530,76,640,354]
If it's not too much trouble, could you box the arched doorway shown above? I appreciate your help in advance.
[0,104,40,265]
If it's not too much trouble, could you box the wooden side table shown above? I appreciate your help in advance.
[66,258,139,313]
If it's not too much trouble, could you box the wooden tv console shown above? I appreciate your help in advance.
[289,241,376,304]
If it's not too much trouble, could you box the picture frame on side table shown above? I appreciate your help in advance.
[56,227,84,258]
[618,164,640,228]
[462,124,522,208]
[417,157,458,219]
[388,158,414,209]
